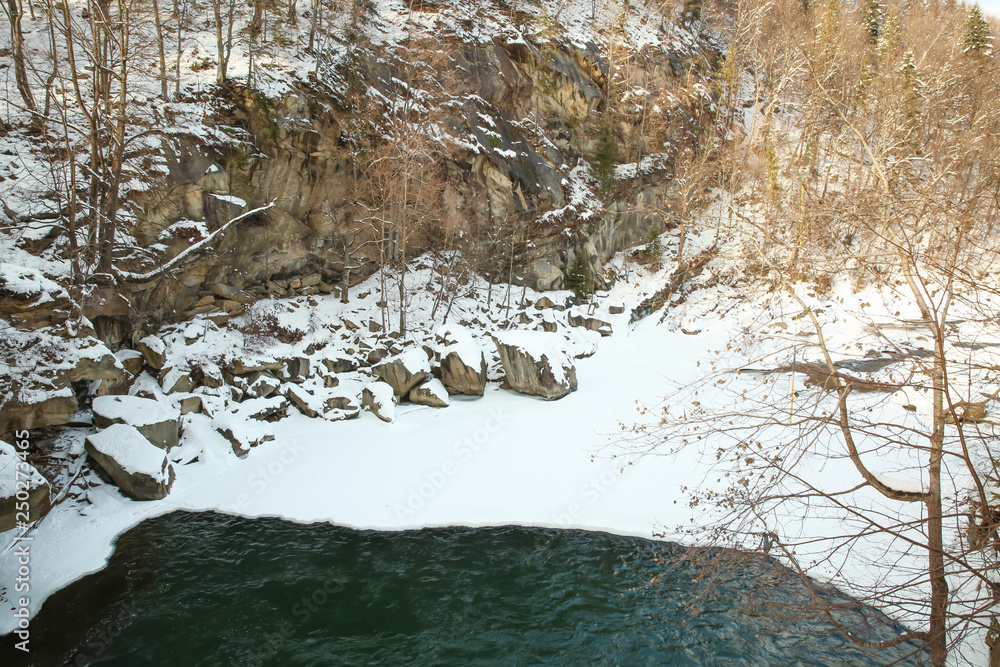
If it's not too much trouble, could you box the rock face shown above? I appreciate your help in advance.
[373,349,431,398]
[0,440,51,531]
[85,424,176,501]
[92,395,181,450]
[103,24,715,329]
[493,331,578,400]
[409,379,450,408]
[435,325,488,396]
[0,263,125,437]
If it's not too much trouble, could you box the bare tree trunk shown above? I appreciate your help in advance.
[340,242,350,304]
[173,0,185,96]
[307,0,320,52]
[4,0,38,117]
[151,0,169,99]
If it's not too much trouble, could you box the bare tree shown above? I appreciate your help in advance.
[627,1,1000,665]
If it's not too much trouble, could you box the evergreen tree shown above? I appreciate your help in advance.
[962,4,993,56]
[862,0,884,45]
[877,5,900,56]
[819,0,841,47]
[683,0,702,24]
[591,124,619,198]
[566,249,593,299]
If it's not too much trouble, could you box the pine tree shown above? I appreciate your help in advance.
[683,0,702,24]
[566,249,593,299]
[818,0,841,48]
[962,4,993,57]
[862,0,884,45]
[591,124,619,198]
[877,5,900,56]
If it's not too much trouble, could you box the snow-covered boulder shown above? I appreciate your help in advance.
[137,335,167,370]
[320,356,357,374]
[567,311,613,337]
[235,396,289,422]
[159,366,194,394]
[1,386,78,435]
[0,440,51,531]
[435,325,487,396]
[284,378,359,420]
[373,349,431,398]
[409,378,450,408]
[493,331,578,400]
[213,412,275,457]
[246,372,281,399]
[362,382,397,422]
[115,349,144,377]
[85,424,175,501]
[92,395,181,450]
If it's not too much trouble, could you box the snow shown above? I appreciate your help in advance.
[0,249,995,667]
[435,323,485,369]
[137,334,166,358]
[0,262,65,302]
[85,425,170,481]
[396,348,432,376]
[208,193,247,207]
[92,396,181,429]
[871,470,929,496]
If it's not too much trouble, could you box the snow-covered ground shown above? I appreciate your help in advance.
[1,226,998,665]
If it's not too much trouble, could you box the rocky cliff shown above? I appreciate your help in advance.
[114,20,717,340]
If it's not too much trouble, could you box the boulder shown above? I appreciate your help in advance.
[0,388,78,436]
[321,357,357,374]
[236,396,289,422]
[159,367,194,394]
[85,424,175,500]
[362,382,397,422]
[115,349,144,377]
[323,378,363,420]
[137,335,167,370]
[435,325,487,396]
[246,372,281,398]
[409,379,450,408]
[92,395,181,450]
[0,440,51,531]
[567,312,613,337]
[286,384,321,418]
[214,418,275,456]
[64,351,126,383]
[177,395,203,415]
[286,378,359,421]
[373,349,431,397]
[367,348,390,366]
[534,296,555,310]
[193,361,225,388]
[285,356,311,381]
[231,359,285,375]
[492,331,578,400]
